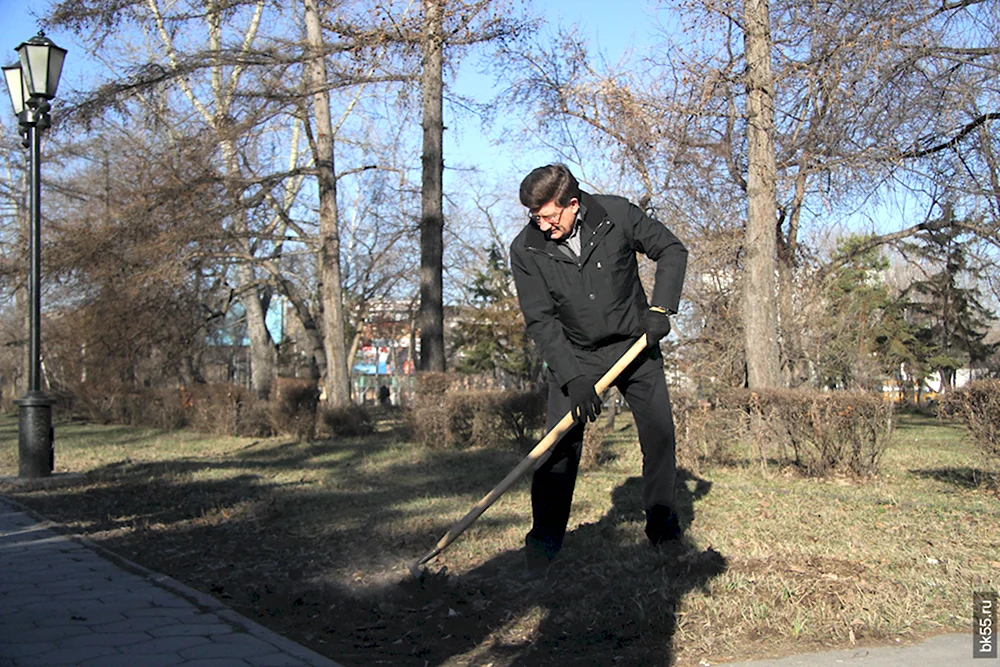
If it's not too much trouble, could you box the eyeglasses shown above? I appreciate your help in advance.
[528,206,565,227]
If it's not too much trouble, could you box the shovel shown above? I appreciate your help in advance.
[407,335,648,578]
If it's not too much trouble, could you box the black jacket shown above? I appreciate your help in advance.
[510,192,687,387]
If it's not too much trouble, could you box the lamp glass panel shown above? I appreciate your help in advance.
[19,42,50,97]
[45,46,66,98]
[2,65,25,114]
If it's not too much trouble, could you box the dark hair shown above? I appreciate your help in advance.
[519,164,581,209]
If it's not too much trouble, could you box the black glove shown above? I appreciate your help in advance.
[565,376,602,424]
[643,308,672,348]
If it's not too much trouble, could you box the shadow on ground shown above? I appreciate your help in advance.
[909,467,1000,490]
[2,420,727,666]
[334,471,727,666]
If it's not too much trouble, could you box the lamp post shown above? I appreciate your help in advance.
[3,32,66,478]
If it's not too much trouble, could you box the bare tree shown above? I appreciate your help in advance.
[419,0,446,371]
[48,0,420,405]
[0,140,29,402]
[498,0,1000,389]
[39,127,231,401]
[742,0,782,388]
[363,0,535,372]
[341,168,419,373]
[48,0,286,398]
[303,0,351,405]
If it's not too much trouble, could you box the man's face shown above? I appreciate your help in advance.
[530,197,579,240]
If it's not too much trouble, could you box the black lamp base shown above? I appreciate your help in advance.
[14,391,55,478]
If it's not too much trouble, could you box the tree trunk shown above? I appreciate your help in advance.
[236,262,276,399]
[409,311,418,374]
[742,0,782,389]
[604,386,618,430]
[347,329,364,381]
[777,259,800,384]
[304,0,351,407]
[277,279,325,383]
[220,140,275,400]
[418,0,446,372]
[16,201,28,399]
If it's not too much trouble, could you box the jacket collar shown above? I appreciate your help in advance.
[524,191,608,252]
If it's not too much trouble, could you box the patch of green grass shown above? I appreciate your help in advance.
[1,410,996,666]
[0,414,268,473]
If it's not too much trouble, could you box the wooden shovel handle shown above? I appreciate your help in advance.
[408,335,648,576]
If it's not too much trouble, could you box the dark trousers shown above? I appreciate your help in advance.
[526,341,678,558]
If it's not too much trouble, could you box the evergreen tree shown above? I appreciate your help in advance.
[900,209,996,391]
[452,247,540,384]
[873,298,929,403]
[820,234,922,391]
[820,235,892,389]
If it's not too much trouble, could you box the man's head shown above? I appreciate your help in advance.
[519,164,581,240]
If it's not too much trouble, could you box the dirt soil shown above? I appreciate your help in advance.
[7,475,731,667]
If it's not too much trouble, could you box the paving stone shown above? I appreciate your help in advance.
[95,592,176,611]
[0,552,31,561]
[15,645,118,666]
[126,605,212,619]
[90,617,172,634]
[146,592,196,608]
[54,586,134,602]
[0,609,31,625]
[21,600,109,614]
[0,575,41,588]
[42,613,119,628]
[30,608,128,626]
[248,654,314,666]
[148,622,236,638]
[28,581,93,594]
[0,593,51,606]
[0,620,42,634]
[0,498,343,667]
[93,570,142,583]
[78,654,187,667]
[215,633,282,647]
[6,624,92,643]
[182,635,285,659]
[56,631,152,648]
[84,565,128,579]
[119,635,213,654]
[0,641,58,659]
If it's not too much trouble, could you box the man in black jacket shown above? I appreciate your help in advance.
[509,164,688,578]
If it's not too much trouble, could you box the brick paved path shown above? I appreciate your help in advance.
[0,496,344,667]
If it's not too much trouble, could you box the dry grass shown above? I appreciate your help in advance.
[0,409,997,666]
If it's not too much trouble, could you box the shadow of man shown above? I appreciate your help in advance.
[415,469,727,666]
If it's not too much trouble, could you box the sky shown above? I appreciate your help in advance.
[0,3,49,64]
[0,0,920,240]
[444,0,664,182]
[0,0,86,134]
[0,0,666,183]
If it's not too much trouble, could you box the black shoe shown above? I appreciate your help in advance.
[510,537,557,585]
[645,505,682,546]
[519,547,552,582]
[518,562,550,583]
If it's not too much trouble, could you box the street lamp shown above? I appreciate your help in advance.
[3,32,67,478]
